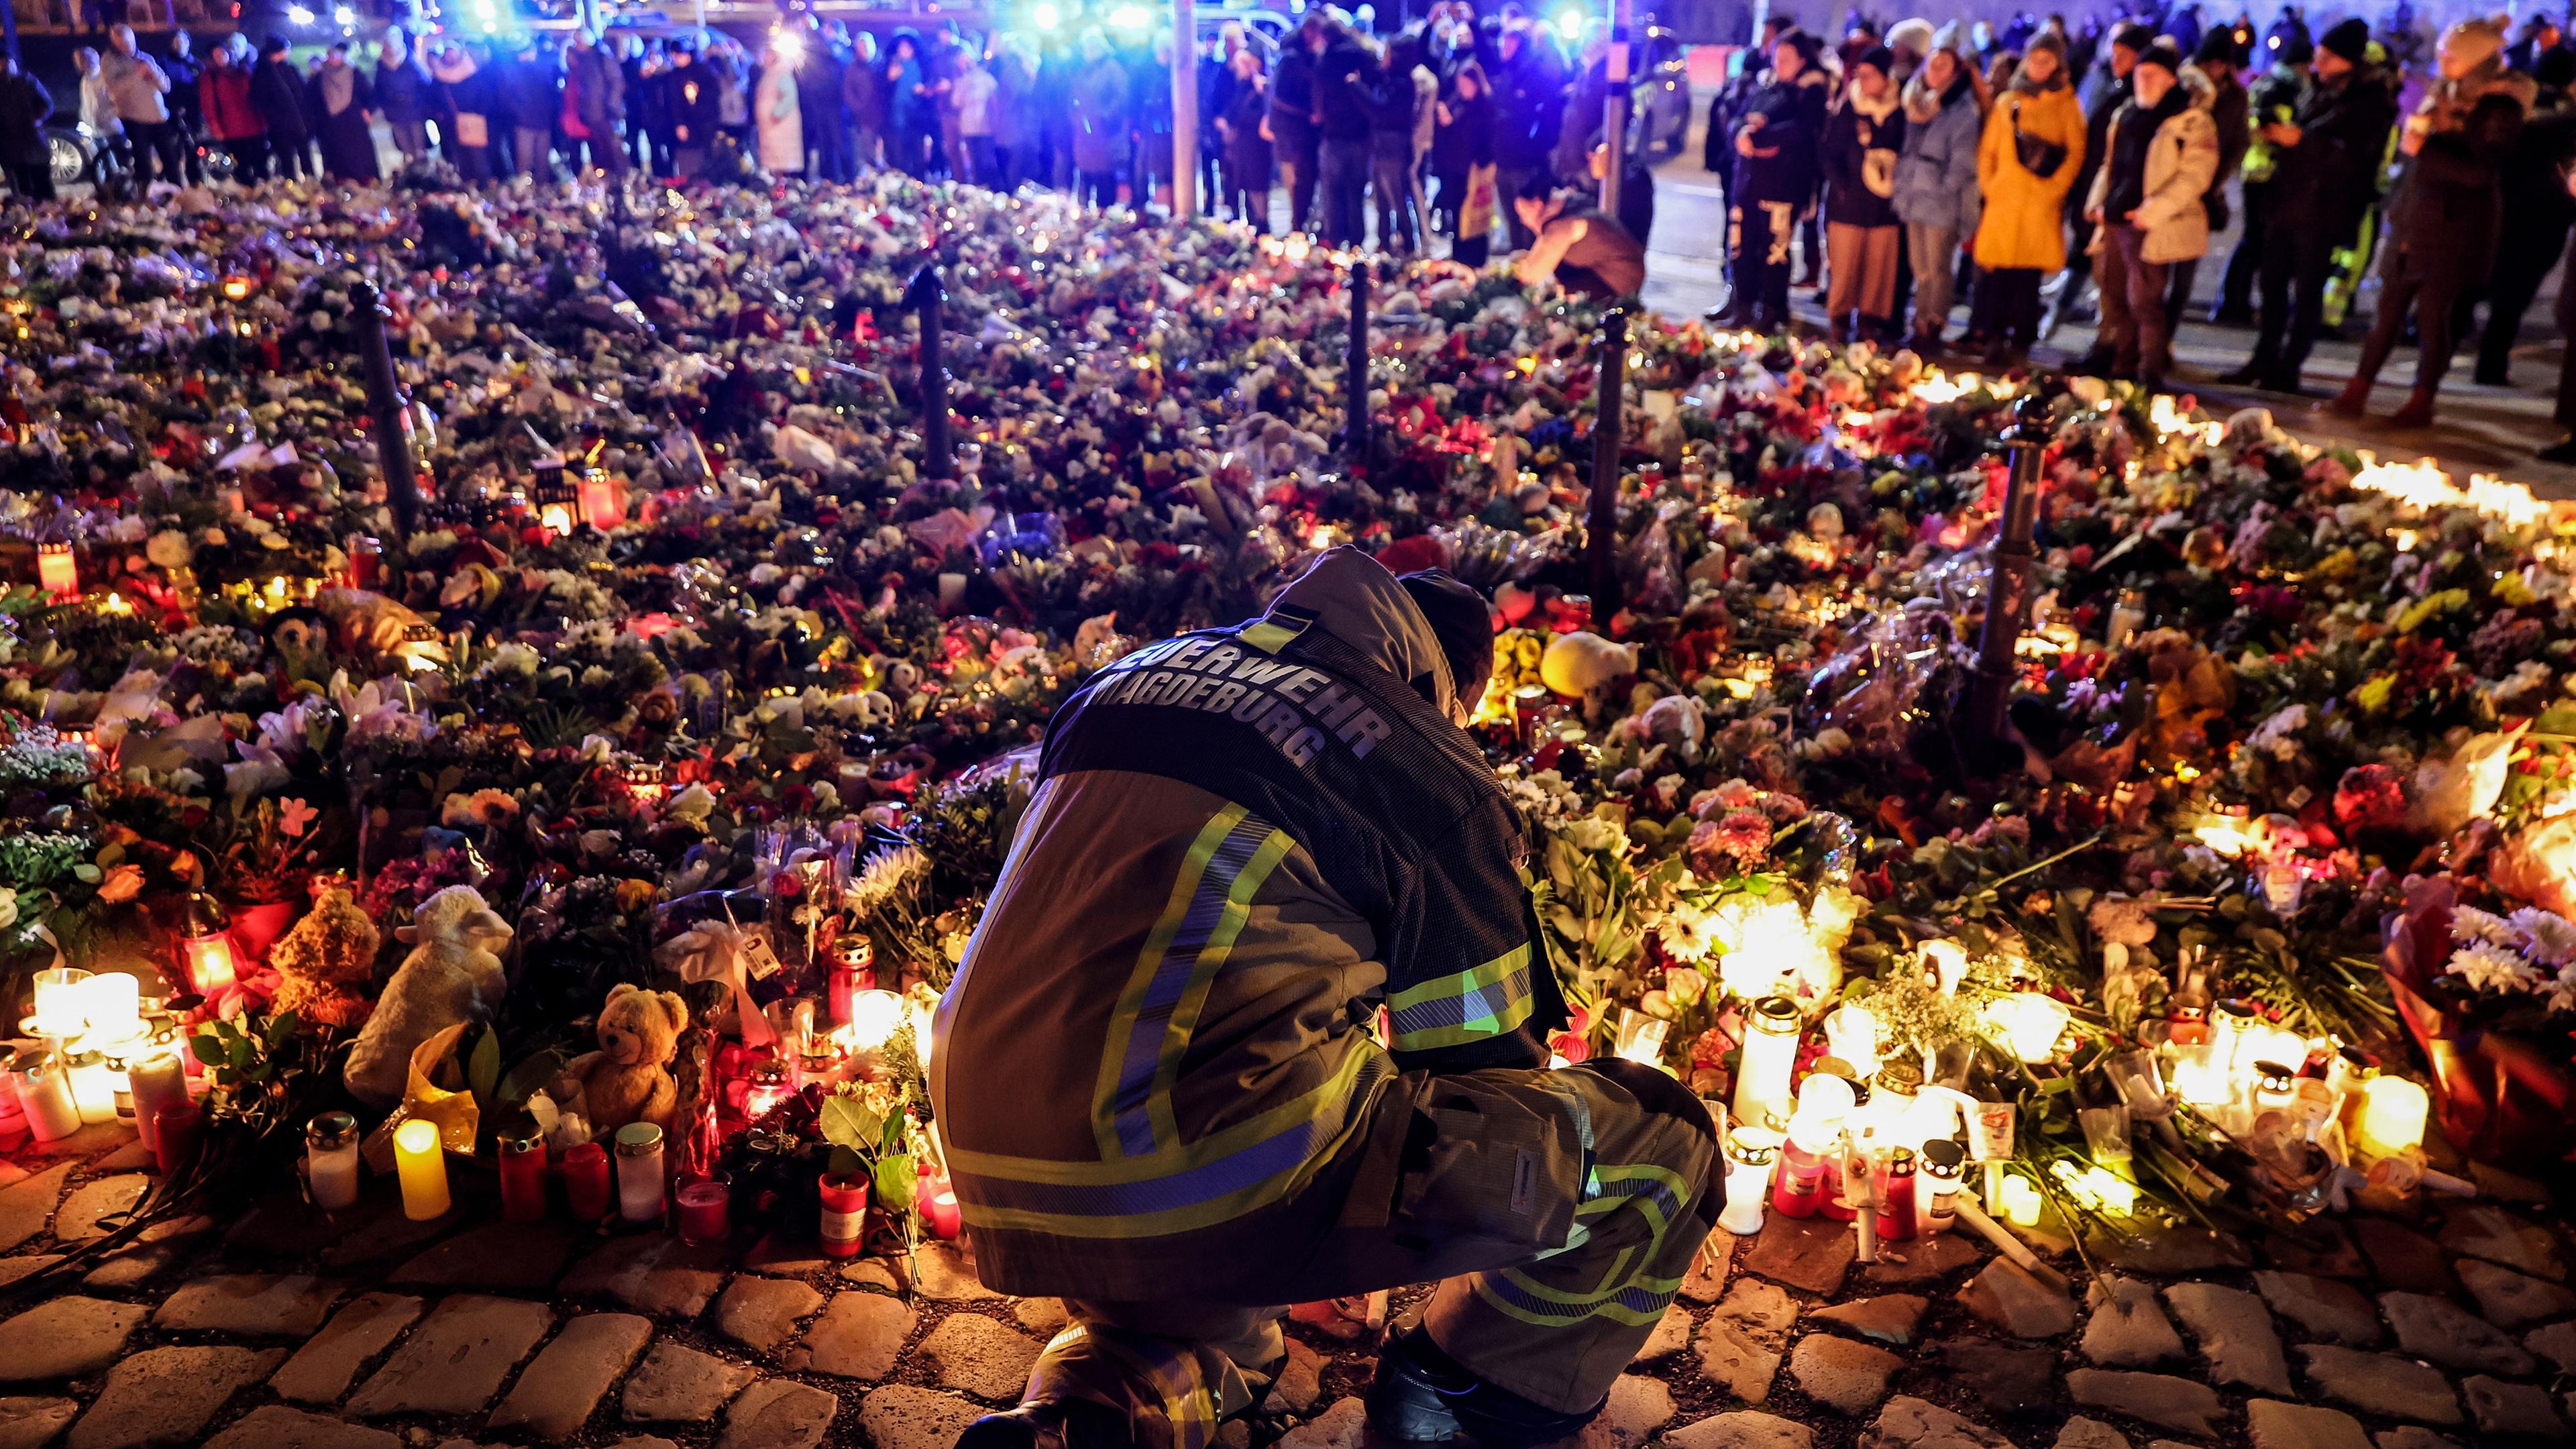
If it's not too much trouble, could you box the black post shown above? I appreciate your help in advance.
[350,282,421,543]
[1343,256,1371,465]
[1587,306,1630,617]
[905,265,951,481]
[1967,394,2050,745]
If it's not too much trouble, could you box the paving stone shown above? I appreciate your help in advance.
[201,1405,402,1449]
[1805,1294,1925,1347]
[91,1140,155,1172]
[2527,1319,2576,1373]
[65,1344,283,1449]
[0,1295,147,1381]
[1930,1338,2055,1414]
[1959,1258,2074,1339]
[2102,1225,2250,1277]
[906,1240,1002,1301]
[2351,1220,2457,1295]
[269,1293,425,1405]
[1680,1229,1736,1303]
[2245,1400,2373,1449]
[390,1221,578,1291]
[918,1313,1043,1401]
[80,1242,186,1289]
[858,1386,987,1449]
[1788,1333,1904,1414]
[2468,1163,2553,1208]
[345,1293,553,1417]
[606,1439,684,1449]
[2460,1375,2566,1440]
[488,1311,654,1440]
[1861,1233,1981,1287]
[2295,1346,2461,1425]
[563,1235,732,1318]
[52,1175,148,1242]
[2165,1282,2290,1394]
[2263,1222,2366,1278]
[1578,1374,1672,1449]
[1737,1215,1856,1297]
[717,1379,839,1449]
[1856,1395,2013,1449]
[622,1342,757,1423]
[2083,1276,2184,1366]
[792,1290,916,1381]
[2456,1258,2576,1329]
[315,1202,453,1269]
[2381,1290,2537,1375]
[2253,1271,2381,1347]
[2053,1419,2133,1449]
[0,1165,72,1254]
[156,1273,351,1337]
[2439,1205,2566,1282]
[841,1258,904,1292]
[2369,1432,2462,1449]
[1277,1398,1369,1449]
[1217,1421,1252,1449]
[2062,1370,2227,1438]
[717,1276,826,1352]
[1269,1339,1326,1412]
[1695,1281,1792,1405]
[1015,1297,1070,1335]
[0,1397,78,1449]
[0,1256,60,1288]
[20,1124,134,1159]
[1663,1409,1814,1449]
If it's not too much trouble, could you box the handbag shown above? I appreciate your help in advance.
[1458,160,1498,239]
[2012,99,2067,179]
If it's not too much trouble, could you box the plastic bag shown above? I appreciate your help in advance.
[359,1022,482,1175]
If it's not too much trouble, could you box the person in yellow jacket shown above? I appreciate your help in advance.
[1969,31,2086,366]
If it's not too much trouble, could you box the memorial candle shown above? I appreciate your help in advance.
[307,1112,361,1210]
[914,1165,963,1240]
[676,1177,731,1246]
[498,1132,548,1222]
[30,966,91,1038]
[614,1122,666,1224]
[67,1050,114,1125]
[127,1045,190,1161]
[818,1173,869,1258]
[1717,1128,1777,1235]
[2357,1076,2429,1160]
[562,1142,613,1220]
[393,1118,449,1220]
[1731,996,1802,1132]
[15,1049,82,1142]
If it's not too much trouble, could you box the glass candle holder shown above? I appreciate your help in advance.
[676,1176,731,1246]
[498,1132,549,1222]
[30,966,92,1037]
[614,1122,667,1224]
[66,1050,114,1125]
[15,1049,83,1142]
[1718,1128,1777,1235]
[1731,995,1803,1132]
[562,1142,614,1220]
[818,1172,870,1258]
[394,1118,450,1221]
[307,1112,362,1211]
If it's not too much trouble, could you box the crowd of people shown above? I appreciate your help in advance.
[5,4,2576,450]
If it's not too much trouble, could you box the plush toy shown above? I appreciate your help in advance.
[344,885,513,1108]
[1539,630,1638,700]
[548,983,690,1137]
[267,884,381,1031]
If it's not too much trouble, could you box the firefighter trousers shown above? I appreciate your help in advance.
[1016,1059,1721,1449]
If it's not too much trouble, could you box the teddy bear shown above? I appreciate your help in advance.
[344,885,513,1108]
[267,883,381,1032]
[547,983,690,1138]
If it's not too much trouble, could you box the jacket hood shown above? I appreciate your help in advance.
[431,50,476,84]
[1263,546,1464,712]
[2178,63,2216,110]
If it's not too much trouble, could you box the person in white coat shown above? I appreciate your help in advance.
[755,44,804,177]
[2082,40,2217,394]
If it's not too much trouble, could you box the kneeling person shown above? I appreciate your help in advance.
[932,548,1721,1449]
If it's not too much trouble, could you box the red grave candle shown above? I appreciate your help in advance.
[561,1142,613,1220]
[818,1173,869,1258]
[676,1177,731,1246]
[914,1165,963,1241]
[498,1133,548,1222]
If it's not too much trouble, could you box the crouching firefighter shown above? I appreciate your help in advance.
[930,548,1723,1449]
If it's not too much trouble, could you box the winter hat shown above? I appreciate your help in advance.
[1930,20,1970,57]
[262,34,290,56]
[2024,30,2067,63]
[2538,45,2576,90]
[2435,18,2506,78]
[1854,44,1896,79]
[2110,20,2157,54]
[1886,17,1936,57]
[1397,571,1495,710]
[2192,28,2237,65]
[2135,38,2183,78]
[2318,18,2370,64]
[1777,28,1825,72]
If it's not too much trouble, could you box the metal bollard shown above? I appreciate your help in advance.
[1343,254,1371,466]
[350,282,423,543]
[1966,393,2051,746]
[1587,305,1630,616]
[904,264,952,481]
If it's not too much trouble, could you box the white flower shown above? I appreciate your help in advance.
[145,530,193,569]
[2445,940,2541,993]
[2548,963,2576,1016]
[2450,906,2518,949]
[2510,908,2576,967]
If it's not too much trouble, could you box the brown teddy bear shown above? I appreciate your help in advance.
[549,984,689,1138]
[267,883,380,1031]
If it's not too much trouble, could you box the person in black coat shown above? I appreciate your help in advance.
[2214,27,2312,323]
[1310,21,1375,248]
[792,20,850,182]
[1820,47,1906,341]
[1486,19,1565,248]
[2471,47,2576,383]
[250,36,313,180]
[1430,58,1495,264]
[2332,21,2529,427]
[1725,29,1827,331]
[1216,46,1273,232]
[0,55,53,199]
[2222,19,2397,392]
[1269,17,1323,235]
[2050,19,2151,334]
[164,30,204,184]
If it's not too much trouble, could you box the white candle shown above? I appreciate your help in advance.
[126,1046,188,1155]
[1718,1128,1777,1235]
[30,967,92,1036]
[614,1122,666,1224]
[15,1050,83,1142]
[2357,1077,2430,1160]
[1731,996,1803,1132]
[307,1112,362,1211]
[393,1118,449,1220]
[67,1049,115,1125]
[83,973,141,1035]
[1823,1002,1880,1077]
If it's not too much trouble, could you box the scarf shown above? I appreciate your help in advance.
[1902,68,1968,125]
[1847,87,1898,125]
[319,60,356,117]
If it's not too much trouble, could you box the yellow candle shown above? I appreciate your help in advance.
[2357,1077,2429,1160]
[1998,1173,2043,1228]
[393,1118,449,1220]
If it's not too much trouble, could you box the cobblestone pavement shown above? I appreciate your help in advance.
[2,1118,2573,1449]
